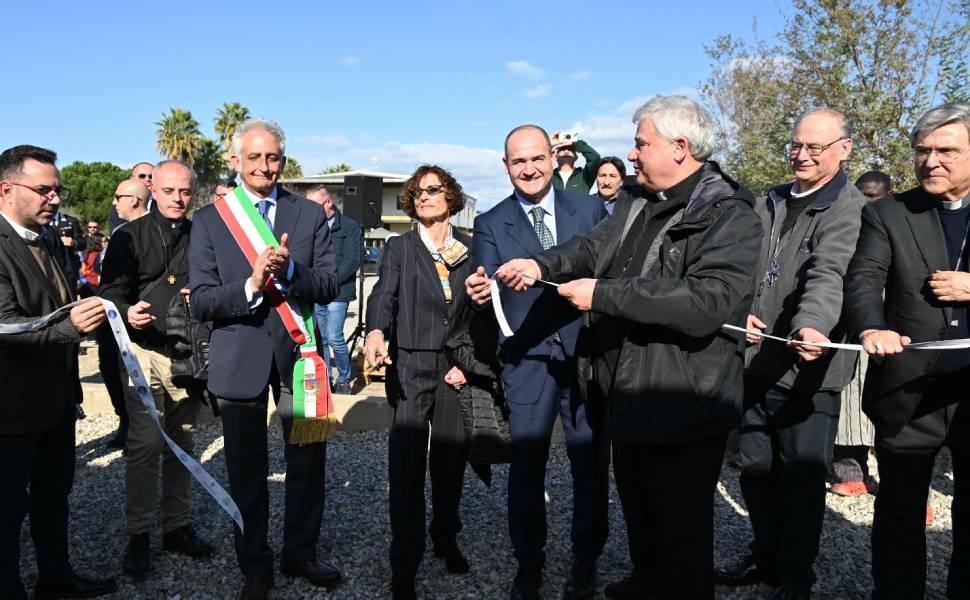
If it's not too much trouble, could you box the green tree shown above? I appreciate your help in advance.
[191,138,228,207]
[281,156,304,179]
[702,0,970,194]
[321,163,353,174]
[214,102,251,154]
[59,161,130,225]
[156,108,203,163]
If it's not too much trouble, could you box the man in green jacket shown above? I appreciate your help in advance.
[551,131,601,195]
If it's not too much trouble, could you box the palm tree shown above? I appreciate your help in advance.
[214,102,251,153]
[281,156,304,179]
[156,108,202,163]
[193,138,228,195]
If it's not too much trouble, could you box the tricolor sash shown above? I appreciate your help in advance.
[213,187,335,445]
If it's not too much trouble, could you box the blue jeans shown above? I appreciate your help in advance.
[313,301,351,384]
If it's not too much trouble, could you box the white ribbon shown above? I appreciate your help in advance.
[723,324,970,352]
[490,279,515,337]
[0,298,244,533]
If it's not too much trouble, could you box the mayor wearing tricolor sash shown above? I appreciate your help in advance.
[188,117,341,600]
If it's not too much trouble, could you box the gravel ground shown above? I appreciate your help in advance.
[18,414,954,599]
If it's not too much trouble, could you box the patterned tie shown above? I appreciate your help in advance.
[257,199,273,230]
[530,205,555,250]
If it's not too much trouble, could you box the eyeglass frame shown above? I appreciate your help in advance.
[785,137,848,158]
[913,145,969,165]
[7,181,70,201]
[407,184,447,199]
[135,172,153,180]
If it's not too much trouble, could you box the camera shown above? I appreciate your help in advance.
[558,131,580,143]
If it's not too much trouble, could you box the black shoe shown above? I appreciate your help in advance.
[433,539,470,574]
[280,557,342,589]
[162,525,215,559]
[122,532,151,579]
[334,381,353,395]
[562,560,597,600]
[391,574,417,600]
[714,554,763,587]
[239,575,273,600]
[34,567,118,599]
[510,564,542,600]
[603,572,655,599]
[767,584,812,600]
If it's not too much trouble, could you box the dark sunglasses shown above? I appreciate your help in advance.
[136,173,152,180]
[408,185,446,199]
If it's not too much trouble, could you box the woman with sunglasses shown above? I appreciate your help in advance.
[364,165,475,600]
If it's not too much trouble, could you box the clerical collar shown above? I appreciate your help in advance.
[938,192,970,211]
[152,205,185,228]
[655,165,705,205]
[0,210,41,241]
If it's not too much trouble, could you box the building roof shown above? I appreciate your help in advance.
[280,169,410,185]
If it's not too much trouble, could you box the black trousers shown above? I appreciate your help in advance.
[0,403,75,598]
[386,349,467,579]
[612,434,727,600]
[217,367,327,577]
[739,376,839,588]
[505,346,610,568]
[872,381,970,600]
[96,323,127,420]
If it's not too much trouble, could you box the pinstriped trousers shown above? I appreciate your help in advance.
[386,348,468,578]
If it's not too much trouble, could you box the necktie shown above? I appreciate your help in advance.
[530,205,555,250]
[257,199,273,230]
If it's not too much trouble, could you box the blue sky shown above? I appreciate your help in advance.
[1,0,786,210]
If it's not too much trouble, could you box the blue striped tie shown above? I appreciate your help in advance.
[257,199,273,230]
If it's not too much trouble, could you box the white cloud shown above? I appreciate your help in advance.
[291,137,511,210]
[566,71,590,82]
[506,60,546,80]
[339,56,361,66]
[525,84,554,99]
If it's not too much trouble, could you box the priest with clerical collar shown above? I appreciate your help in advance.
[846,102,970,600]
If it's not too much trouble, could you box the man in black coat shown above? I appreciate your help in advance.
[306,184,361,394]
[99,160,215,578]
[845,102,970,600]
[0,144,116,599]
[493,95,763,600]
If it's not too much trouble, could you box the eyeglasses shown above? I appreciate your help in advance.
[408,185,446,199]
[136,173,152,180]
[9,182,70,201]
[913,146,969,164]
[114,194,136,201]
[214,193,228,200]
[786,137,847,157]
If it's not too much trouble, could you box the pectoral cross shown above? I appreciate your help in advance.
[167,275,176,285]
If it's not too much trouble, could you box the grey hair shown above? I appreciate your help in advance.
[631,95,718,160]
[910,102,970,146]
[794,107,853,139]
[153,159,196,188]
[231,117,286,156]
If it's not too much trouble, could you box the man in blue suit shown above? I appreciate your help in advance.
[188,117,341,600]
[465,125,609,600]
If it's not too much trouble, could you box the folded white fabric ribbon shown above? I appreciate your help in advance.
[0,298,245,533]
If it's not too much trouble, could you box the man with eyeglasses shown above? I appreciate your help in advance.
[0,144,117,599]
[716,107,866,600]
[99,160,215,579]
[846,102,970,599]
[97,178,151,450]
[212,177,237,204]
[109,162,155,232]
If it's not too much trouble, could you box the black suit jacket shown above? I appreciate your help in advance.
[845,187,963,436]
[189,187,339,400]
[0,216,81,435]
[365,229,474,352]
